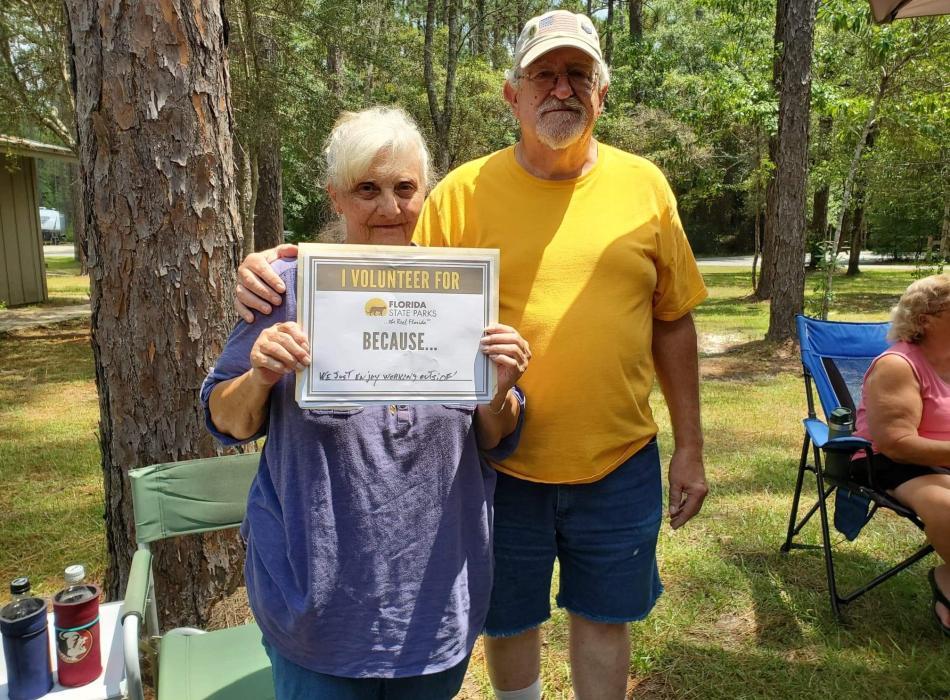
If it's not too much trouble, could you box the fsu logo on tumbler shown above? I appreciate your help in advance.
[57,628,93,663]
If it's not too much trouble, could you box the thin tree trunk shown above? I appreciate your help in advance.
[940,165,949,260]
[65,0,245,627]
[755,0,788,301]
[766,0,816,342]
[847,201,865,276]
[254,138,283,250]
[820,72,887,318]
[70,162,87,272]
[475,0,487,56]
[628,0,643,39]
[807,184,829,270]
[328,44,344,98]
[751,126,765,291]
[846,124,876,276]
[424,0,458,172]
[806,115,832,270]
[605,0,615,65]
[234,141,253,256]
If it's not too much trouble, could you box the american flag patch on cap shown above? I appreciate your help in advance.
[538,14,577,33]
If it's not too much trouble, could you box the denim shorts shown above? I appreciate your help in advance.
[484,440,664,637]
[263,638,470,700]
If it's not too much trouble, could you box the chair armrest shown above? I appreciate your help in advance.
[123,615,144,700]
[804,418,829,447]
[803,418,871,452]
[121,548,152,622]
[121,548,151,700]
[824,436,871,452]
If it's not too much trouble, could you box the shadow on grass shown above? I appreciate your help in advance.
[700,338,800,380]
[641,636,948,699]
[717,535,940,648]
[0,322,94,395]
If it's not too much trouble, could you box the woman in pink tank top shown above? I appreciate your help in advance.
[852,273,950,637]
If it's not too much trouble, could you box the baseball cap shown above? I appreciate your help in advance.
[513,10,605,72]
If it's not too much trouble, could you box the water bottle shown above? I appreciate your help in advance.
[824,406,854,481]
[52,564,102,687]
[0,577,54,700]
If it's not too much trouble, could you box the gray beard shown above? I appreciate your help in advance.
[535,99,589,150]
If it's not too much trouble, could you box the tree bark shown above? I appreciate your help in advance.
[424,0,459,172]
[605,0,615,66]
[941,175,950,261]
[846,123,876,276]
[253,132,283,250]
[755,0,788,301]
[65,0,245,627]
[765,0,816,342]
[69,162,88,272]
[807,184,829,270]
[628,0,643,40]
[475,0,487,56]
[806,115,832,270]
[846,197,865,276]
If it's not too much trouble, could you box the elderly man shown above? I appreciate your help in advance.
[413,11,708,699]
[234,10,708,699]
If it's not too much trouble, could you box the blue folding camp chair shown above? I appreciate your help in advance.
[781,315,934,619]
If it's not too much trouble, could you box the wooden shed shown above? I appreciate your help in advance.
[0,135,77,306]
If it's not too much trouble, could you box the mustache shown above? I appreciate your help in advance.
[538,96,587,115]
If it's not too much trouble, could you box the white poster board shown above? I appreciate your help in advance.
[295,243,499,406]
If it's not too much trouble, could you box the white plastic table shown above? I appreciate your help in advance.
[0,601,125,699]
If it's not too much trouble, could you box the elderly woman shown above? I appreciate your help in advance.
[852,273,950,636]
[201,107,531,698]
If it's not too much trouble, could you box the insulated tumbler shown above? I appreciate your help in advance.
[0,596,54,700]
[52,583,101,687]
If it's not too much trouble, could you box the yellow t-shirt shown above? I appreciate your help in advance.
[413,144,708,483]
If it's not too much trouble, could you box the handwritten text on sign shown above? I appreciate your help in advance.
[296,244,499,406]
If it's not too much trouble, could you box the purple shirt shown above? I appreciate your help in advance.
[200,259,522,678]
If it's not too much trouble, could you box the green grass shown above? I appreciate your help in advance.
[0,258,90,311]
[2,264,946,698]
[43,257,90,306]
[0,320,104,598]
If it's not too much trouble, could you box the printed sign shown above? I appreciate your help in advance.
[296,243,499,406]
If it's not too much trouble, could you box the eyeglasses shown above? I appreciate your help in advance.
[521,68,597,95]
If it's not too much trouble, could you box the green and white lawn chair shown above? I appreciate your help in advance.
[121,453,275,700]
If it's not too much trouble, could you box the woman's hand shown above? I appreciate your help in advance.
[480,323,531,407]
[249,321,311,386]
[235,244,300,322]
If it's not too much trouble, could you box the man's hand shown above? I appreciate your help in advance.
[235,243,299,322]
[667,446,708,529]
[480,324,531,399]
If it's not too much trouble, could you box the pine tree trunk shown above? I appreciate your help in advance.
[424,0,458,172]
[847,199,865,276]
[605,0,615,65]
[766,0,816,342]
[65,0,245,627]
[70,162,87,272]
[253,133,284,250]
[807,184,829,270]
[755,0,788,301]
[941,179,949,260]
[628,0,643,39]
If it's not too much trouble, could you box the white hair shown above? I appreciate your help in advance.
[888,273,950,343]
[324,107,431,193]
